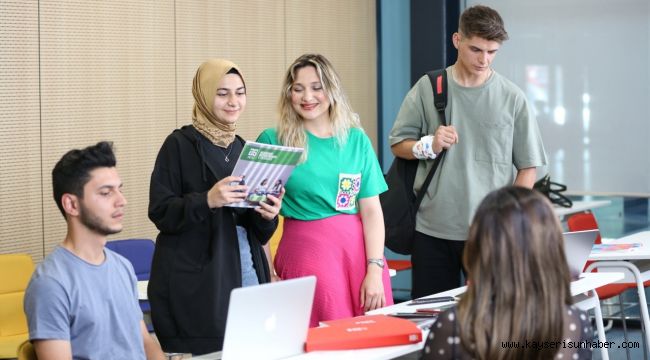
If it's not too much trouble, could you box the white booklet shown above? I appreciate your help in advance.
[226,141,304,208]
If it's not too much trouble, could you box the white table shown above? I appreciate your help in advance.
[554,200,611,218]
[137,280,148,300]
[194,272,623,360]
[587,230,650,349]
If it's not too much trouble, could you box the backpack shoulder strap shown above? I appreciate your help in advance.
[413,68,448,209]
[425,68,448,126]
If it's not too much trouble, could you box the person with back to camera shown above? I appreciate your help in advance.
[421,186,592,360]
[24,141,165,359]
[147,59,283,355]
[389,5,547,298]
[256,53,394,327]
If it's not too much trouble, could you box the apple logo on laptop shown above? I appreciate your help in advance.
[264,312,278,332]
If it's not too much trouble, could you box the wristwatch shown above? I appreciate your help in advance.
[367,258,385,269]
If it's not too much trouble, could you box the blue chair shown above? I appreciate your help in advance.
[105,239,155,330]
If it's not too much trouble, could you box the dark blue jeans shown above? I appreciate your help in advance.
[411,231,466,299]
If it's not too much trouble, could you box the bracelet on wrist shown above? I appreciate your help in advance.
[367,258,385,269]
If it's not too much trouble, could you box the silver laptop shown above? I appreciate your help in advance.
[219,276,316,360]
[563,229,599,279]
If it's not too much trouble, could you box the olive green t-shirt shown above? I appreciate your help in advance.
[257,127,387,220]
[389,68,547,240]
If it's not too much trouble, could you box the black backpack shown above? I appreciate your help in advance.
[381,69,448,255]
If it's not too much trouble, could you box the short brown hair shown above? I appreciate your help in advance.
[459,5,509,43]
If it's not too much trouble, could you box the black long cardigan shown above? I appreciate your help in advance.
[147,125,277,354]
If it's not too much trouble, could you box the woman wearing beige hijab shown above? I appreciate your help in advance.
[148,59,283,355]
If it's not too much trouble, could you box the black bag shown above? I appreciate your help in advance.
[533,174,573,208]
[381,69,448,255]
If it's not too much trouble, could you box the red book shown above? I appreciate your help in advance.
[305,314,422,351]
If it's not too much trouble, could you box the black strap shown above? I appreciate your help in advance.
[413,69,448,209]
[428,69,448,114]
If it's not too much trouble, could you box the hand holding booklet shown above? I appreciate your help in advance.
[226,141,303,208]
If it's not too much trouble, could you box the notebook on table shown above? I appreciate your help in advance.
[563,229,599,279]
[592,243,642,253]
[217,276,316,360]
[305,314,422,351]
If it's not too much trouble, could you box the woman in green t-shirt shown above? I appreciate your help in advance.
[257,54,393,327]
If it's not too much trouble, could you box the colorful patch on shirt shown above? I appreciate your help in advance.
[336,173,361,211]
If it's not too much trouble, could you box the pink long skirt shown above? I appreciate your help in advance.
[274,214,394,327]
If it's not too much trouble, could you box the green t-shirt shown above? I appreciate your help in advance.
[389,68,547,240]
[257,127,388,220]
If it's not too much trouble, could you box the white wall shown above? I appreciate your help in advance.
[468,0,650,195]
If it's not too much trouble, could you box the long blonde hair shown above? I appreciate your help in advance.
[458,186,572,360]
[277,54,360,160]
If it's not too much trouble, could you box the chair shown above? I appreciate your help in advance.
[16,340,36,360]
[0,254,34,359]
[269,216,284,262]
[385,259,412,302]
[568,212,649,360]
[105,239,155,282]
[386,259,412,272]
[568,213,633,299]
[105,239,155,330]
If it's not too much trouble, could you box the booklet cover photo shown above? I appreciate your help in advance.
[226,141,304,208]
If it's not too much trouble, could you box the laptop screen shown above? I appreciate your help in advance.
[563,229,599,279]
[220,276,316,360]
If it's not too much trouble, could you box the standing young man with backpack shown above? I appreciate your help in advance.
[389,5,547,298]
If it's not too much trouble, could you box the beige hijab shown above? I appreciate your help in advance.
[192,59,245,147]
